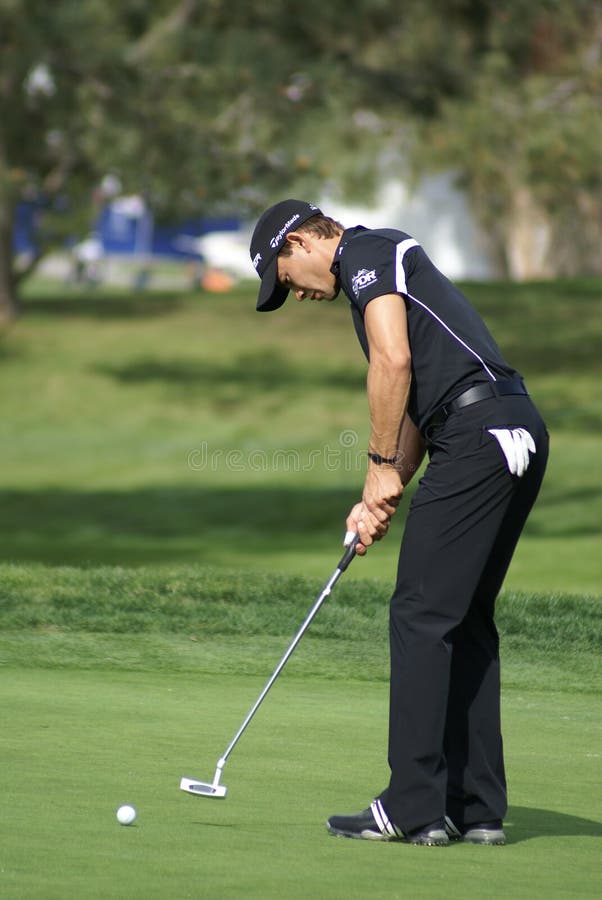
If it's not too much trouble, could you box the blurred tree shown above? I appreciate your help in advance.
[0,0,204,323]
[1,0,600,322]
[417,1,602,277]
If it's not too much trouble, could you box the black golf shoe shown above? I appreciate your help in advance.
[327,800,449,845]
[445,816,506,845]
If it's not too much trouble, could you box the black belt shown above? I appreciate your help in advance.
[426,379,528,431]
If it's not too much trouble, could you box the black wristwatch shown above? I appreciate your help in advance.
[368,451,398,466]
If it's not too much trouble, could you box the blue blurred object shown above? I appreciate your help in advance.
[13,198,240,261]
[97,200,239,260]
[13,201,45,255]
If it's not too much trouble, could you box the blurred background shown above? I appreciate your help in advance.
[3,0,602,311]
[1,0,601,592]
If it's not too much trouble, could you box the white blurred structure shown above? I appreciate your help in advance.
[196,231,254,278]
[324,174,494,280]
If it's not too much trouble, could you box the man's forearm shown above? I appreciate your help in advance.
[396,414,426,485]
[367,354,412,460]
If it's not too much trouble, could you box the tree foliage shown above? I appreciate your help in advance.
[0,0,600,321]
[418,1,602,276]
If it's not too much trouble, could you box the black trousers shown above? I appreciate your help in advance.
[380,394,549,833]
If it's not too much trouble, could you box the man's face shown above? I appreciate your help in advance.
[276,239,339,303]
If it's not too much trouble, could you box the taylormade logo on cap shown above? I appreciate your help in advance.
[269,214,301,249]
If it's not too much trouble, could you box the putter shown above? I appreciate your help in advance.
[180,531,360,798]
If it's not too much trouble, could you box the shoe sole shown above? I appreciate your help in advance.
[409,830,449,846]
[326,822,397,841]
[327,823,449,845]
[462,829,506,845]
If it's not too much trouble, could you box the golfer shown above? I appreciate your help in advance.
[250,200,548,846]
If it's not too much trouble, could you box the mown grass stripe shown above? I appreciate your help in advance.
[1,564,600,655]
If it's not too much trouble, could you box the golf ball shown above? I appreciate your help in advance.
[116,804,137,826]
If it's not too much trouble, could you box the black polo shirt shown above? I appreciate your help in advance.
[331,226,519,432]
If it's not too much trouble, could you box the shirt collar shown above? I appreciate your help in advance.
[330,226,368,278]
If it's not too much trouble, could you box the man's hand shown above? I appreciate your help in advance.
[346,465,403,555]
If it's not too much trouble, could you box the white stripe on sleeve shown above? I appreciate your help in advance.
[394,239,419,295]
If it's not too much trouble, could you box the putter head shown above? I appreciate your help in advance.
[180,776,227,799]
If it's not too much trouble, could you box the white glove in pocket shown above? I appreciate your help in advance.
[487,427,536,477]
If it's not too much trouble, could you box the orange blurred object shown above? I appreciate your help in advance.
[201,268,235,292]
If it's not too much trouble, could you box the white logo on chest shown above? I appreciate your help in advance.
[351,268,378,298]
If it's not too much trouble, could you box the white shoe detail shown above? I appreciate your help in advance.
[370,800,403,838]
[444,815,462,838]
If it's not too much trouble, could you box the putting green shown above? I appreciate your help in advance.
[1,668,600,899]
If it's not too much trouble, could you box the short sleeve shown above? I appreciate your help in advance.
[339,233,399,314]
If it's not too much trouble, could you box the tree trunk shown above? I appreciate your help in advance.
[0,190,19,327]
[504,187,553,281]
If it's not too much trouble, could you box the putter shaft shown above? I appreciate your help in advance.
[181,534,359,796]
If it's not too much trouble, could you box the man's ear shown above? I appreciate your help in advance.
[284,231,311,252]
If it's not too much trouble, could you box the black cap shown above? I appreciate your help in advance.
[250,199,322,311]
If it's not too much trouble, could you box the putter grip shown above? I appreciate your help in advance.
[338,533,360,571]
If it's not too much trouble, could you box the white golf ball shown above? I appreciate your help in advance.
[116,804,137,826]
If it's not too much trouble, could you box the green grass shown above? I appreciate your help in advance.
[1,667,600,900]
[1,277,601,593]
[0,564,600,659]
[1,277,600,898]
[0,563,600,702]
